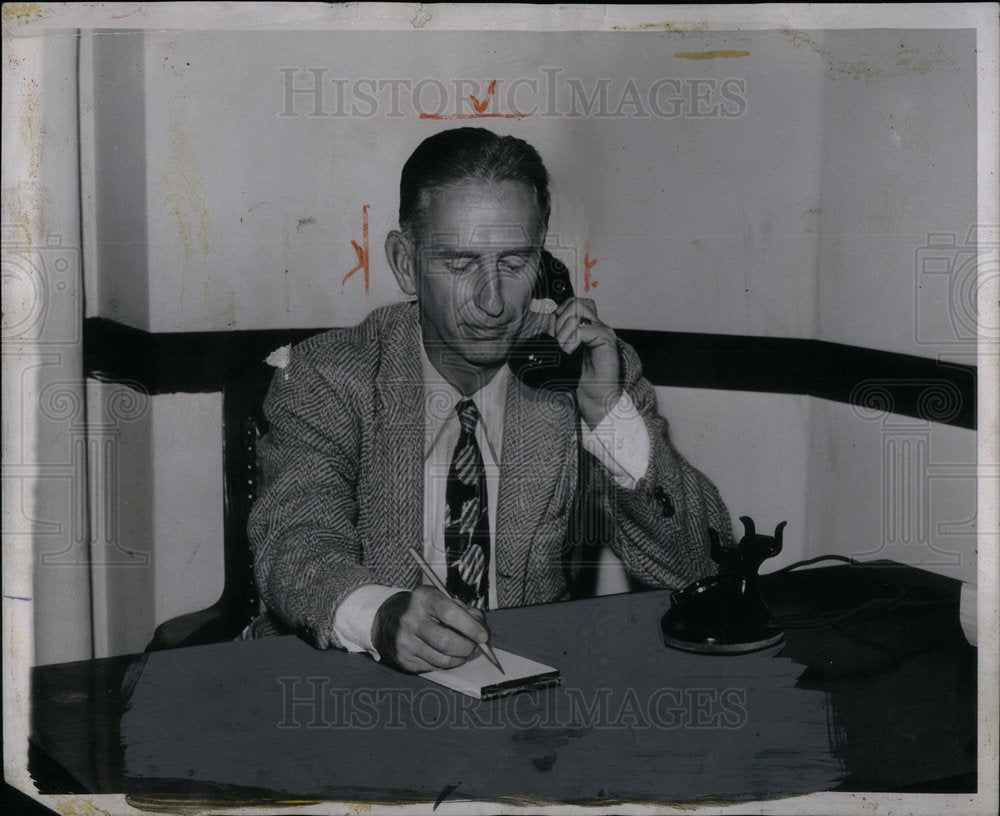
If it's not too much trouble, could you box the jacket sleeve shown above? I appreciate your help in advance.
[247,349,377,649]
[581,338,733,589]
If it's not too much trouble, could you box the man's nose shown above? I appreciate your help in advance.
[473,264,504,317]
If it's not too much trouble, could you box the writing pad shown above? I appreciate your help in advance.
[420,648,560,700]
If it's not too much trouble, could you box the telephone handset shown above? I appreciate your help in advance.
[508,250,583,391]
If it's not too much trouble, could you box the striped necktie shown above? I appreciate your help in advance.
[444,399,490,609]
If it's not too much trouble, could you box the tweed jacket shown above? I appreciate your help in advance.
[247,301,732,649]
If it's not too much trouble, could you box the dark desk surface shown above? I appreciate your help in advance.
[30,562,976,805]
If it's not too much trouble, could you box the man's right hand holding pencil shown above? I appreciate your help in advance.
[371,586,491,673]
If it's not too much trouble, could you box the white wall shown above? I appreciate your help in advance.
[88,29,831,336]
[813,29,976,358]
[86,29,149,329]
[3,32,93,668]
[807,397,977,584]
[87,382,224,658]
[95,29,972,343]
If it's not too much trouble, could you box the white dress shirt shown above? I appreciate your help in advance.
[332,346,652,658]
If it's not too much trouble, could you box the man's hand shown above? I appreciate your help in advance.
[371,586,490,673]
[551,297,621,429]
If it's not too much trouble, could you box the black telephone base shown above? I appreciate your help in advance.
[662,632,785,655]
[661,517,787,656]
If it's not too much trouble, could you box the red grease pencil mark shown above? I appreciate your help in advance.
[469,80,496,113]
[584,247,601,292]
[419,113,528,120]
[343,204,370,294]
[420,79,529,120]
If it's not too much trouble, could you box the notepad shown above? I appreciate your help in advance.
[420,648,561,700]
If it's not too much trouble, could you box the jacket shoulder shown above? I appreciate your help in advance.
[288,301,414,379]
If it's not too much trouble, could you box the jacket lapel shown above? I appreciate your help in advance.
[495,379,575,607]
[371,303,424,588]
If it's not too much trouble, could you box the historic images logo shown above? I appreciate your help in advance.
[279,69,747,120]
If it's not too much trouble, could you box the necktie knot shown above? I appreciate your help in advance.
[456,399,479,437]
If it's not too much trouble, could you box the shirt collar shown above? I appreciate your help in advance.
[421,343,509,463]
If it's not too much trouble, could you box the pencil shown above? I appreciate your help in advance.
[407,547,505,674]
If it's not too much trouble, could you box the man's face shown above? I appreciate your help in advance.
[412,179,544,369]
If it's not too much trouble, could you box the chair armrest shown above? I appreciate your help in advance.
[148,607,249,651]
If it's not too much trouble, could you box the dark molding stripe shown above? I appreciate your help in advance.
[616,329,976,430]
[84,318,977,429]
[84,318,319,394]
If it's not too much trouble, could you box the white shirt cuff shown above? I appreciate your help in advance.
[332,584,408,660]
[580,391,651,490]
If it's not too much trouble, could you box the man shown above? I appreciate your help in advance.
[247,128,731,672]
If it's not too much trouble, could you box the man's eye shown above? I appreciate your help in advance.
[448,258,477,272]
[500,257,529,273]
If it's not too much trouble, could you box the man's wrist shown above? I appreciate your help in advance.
[333,584,408,657]
[371,590,411,668]
[580,390,650,489]
[578,389,622,430]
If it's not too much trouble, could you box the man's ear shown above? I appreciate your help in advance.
[385,230,417,296]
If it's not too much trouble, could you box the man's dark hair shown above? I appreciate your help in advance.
[399,128,551,236]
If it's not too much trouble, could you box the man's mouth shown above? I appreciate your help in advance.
[464,323,512,339]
